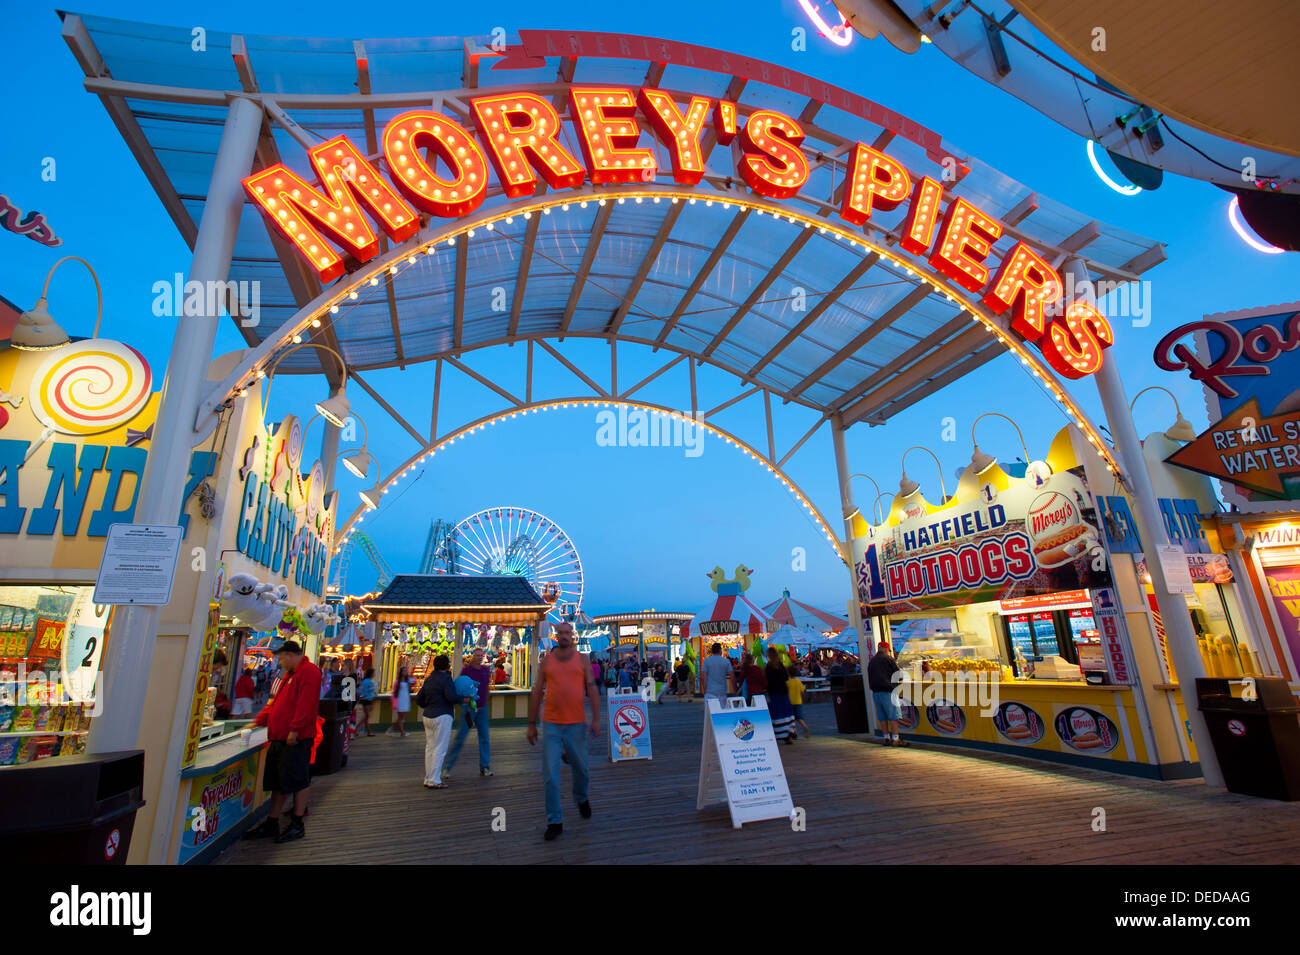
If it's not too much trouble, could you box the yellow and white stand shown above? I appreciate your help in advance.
[697,696,794,828]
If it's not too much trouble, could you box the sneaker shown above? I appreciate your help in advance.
[243,817,280,840]
[543,823,563,841]
[894,739,910,748]
[578,800,592,819]
[274,817,305,843]
[480,767,494,777]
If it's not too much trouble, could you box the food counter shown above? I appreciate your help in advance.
[168,725,271,864]
[892,676,1165,774]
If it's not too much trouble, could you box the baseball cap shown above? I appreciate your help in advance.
[276,640,304,655]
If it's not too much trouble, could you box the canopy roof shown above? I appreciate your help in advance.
[363,574,550,624]
[761,588,849,632]
[62,15,1165,426]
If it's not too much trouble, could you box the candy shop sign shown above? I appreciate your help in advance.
[232,414,334,598]
[245,87,1115,380]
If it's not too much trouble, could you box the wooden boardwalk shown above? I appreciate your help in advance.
[217,700,1300,865]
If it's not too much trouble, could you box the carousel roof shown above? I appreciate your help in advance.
[363,574,550,611]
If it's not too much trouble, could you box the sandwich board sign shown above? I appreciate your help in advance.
[697,696,794,828]
[608,687,652,761]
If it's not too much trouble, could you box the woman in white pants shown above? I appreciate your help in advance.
[414,655,470,789]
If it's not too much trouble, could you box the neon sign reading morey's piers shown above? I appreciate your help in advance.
[244,85,1116,381]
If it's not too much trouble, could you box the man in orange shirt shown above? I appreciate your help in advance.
[527,622,601,841]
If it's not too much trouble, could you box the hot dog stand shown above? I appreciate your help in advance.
[851,424,1256,777]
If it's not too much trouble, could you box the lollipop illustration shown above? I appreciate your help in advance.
[24,340,152,462]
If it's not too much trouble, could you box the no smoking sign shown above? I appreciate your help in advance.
[614,704,646,738]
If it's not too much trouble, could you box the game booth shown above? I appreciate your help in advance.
[362,574,553,724]
[589,611,691,671]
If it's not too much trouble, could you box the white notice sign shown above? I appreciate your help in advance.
[1157,545,1196,596]
[697,696,794,828]
[93,524,184,606]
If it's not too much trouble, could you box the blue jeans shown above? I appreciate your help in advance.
[542,722,589,824]
[446,706,490,770]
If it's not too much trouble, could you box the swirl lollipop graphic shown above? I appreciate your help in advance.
[25,340,153,461]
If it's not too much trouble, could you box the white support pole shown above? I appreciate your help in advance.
[1067,256,1224,786]
[320,413,342,492]
[831,415,877,734]
[90,95,265,756]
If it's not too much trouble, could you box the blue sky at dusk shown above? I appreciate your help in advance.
[4,1,1298,618]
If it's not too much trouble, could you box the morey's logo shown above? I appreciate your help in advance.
[49,885,151,936]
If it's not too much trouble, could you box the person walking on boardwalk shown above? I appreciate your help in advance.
[389,666,413,737]
[527,622,601,842]
[867,641,908,747]
[765,647,797,744]
[787,663,811,737]
[415,655,472,789]
[700,643,732,702]
[674,658,693,700]
[444,648,494,778]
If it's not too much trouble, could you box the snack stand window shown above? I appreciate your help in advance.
[0,585,107,767]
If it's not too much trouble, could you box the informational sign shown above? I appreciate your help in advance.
[699,619,739,635]
[181,604,221,769]
[177,751,261,864]
[697,696,794,829]
[999,589,1091,612]
[608,688,652,761]
[854,465,1114,614]
[1158,545,1197,595]
[1088,587,1136,685]
[92,523,183,605]
[1136,552,1233,586]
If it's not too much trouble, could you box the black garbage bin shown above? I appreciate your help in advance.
[831,676,869,734]
[0,750,145,864]
[1196,676,1300,800]
[312,699,350,776]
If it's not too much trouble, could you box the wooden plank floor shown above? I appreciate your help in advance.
[216,700,1300,865]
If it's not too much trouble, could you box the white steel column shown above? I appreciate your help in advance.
[1068,256,1224,786]
[320,412,342,492]
[831,415,877,734]
[90,96,264,754]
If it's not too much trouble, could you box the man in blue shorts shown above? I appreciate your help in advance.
[867,641,908,747]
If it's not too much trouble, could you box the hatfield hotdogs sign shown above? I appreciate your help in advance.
[853,467,1114,613]
[244,86,1116,380]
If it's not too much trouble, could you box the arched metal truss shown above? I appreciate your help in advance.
[333,393,847,564]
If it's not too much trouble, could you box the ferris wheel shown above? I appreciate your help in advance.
[441,507,584,621]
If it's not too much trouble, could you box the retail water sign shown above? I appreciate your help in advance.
[246,86,1118,381]
[1155,302,1300,509]
[853,465,1116,614]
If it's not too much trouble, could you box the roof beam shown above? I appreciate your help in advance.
[453,235,468,352]
[1003,192,1038,226]
[559,202,614,337]
[445,356,523,406]
[535,338,610,397]
[349,370,427,447]
[619,353,686,400]
[704,385,761,420]
[703,227,815,358]
[777,415,827,469]
[747,252,879,378]
[644,61,666,87]
[788,282,933,398]
[840,324,992,425]
[1059,219,1101,253]
[868,343,1003,422]
[605,201,683,335]
[509,210,541,338]
[830,310,974,412]
[655,207,750,347]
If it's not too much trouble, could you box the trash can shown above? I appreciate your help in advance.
[831,676,869,734]
[0,750,145,863]
[312,699,350,776]
[1196,676,1300,800]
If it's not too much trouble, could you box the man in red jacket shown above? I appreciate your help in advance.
[243,640,321,844]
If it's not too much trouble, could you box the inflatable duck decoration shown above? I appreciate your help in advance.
[707,564,755,596]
